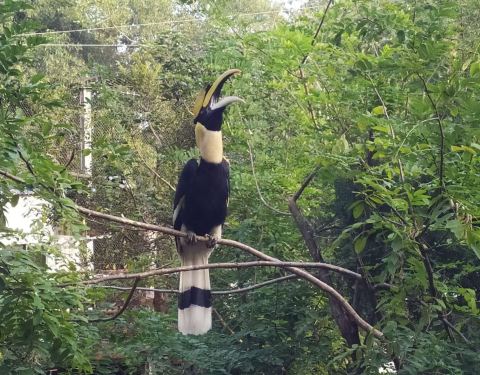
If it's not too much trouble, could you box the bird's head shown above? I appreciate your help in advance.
[192,69,243,131]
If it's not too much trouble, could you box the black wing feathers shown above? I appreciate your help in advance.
[173,158,230,236]
[173,159,198,231]
[222,159,230,204]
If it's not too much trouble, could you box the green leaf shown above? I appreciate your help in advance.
[458,288,478,314]
[371,106,385,116]
[451,145,477,154]
[30,73,44,84]
[351,201,364,219]
[446,219,466,239]
[354,235,368,253]
[466,230,480,260]
[470,61,480,76]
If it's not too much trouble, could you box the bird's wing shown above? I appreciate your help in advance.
[173,158,199,233]
[222,158,230,207]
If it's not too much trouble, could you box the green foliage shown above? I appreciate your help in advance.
[0,248,98,374]
[0,2,97,373]
[1,0,480,373]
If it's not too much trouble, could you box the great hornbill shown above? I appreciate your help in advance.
[173,69,243,335]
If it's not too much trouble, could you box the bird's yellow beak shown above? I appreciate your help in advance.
[192,69,243,117]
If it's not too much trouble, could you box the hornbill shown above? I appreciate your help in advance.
[173,69,243,335]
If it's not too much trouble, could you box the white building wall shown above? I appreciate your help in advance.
[3,194,93,271]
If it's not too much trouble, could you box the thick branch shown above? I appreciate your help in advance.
[289,167,361,347]
[0,169,384,339]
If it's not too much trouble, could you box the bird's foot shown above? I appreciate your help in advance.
[205,234,218,249]
[186,231,197,244]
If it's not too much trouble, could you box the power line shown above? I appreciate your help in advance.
[38,43,150,48]
[21,18,195,36]
[20,6,319,37]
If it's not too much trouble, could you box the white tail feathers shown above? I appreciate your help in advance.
[178,244,212,335]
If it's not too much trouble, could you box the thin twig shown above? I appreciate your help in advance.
[300,0,334,66]
[78,261,362,285]
[419,243,454,342]
[60,150,75,173]
[213,308,235,335]
[16,148,55,193]
[293,166,321,201]
[247,141,290,215]
[439,317,470,344]
[17,150,36,177]
[298,67,319,128]
[88,278,140,323]
[137,152,176,192]
[297,0,334,129]
[416,73,445,190]
[95,275,298,295]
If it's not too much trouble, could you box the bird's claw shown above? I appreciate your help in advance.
[186,231,197,244]
[205,234,218,249]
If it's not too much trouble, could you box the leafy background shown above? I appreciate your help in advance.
[0,0,479,374]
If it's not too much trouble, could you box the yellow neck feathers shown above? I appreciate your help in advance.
[195,123,223,164]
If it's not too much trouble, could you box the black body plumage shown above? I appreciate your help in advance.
[174,158,229,236]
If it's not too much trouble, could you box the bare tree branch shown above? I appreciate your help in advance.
[95,275,299,295]
[0,169,384,339]
[79,261,362,285]
[213,308,235,335]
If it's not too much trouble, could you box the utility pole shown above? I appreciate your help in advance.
[80,86,92,177]
[79,85,94,271]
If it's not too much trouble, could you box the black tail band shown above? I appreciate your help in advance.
[178,287,212,309]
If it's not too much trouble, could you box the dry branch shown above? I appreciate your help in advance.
[76,207,383,338]
[0,169,384,339]
[80,261,362,285]
[96,275,298,295]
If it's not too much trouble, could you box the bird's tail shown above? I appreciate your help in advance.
[178,246,212,335]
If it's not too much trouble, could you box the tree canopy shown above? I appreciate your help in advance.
[1,0,479,374]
